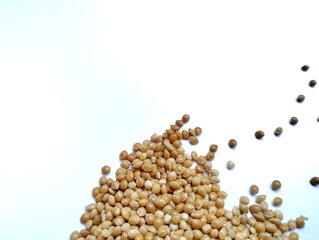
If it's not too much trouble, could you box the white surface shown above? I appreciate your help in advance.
[0,1,319,239]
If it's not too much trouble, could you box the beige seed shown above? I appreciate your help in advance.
[272,197,283,206]
[271,180,281,191]
[249,184,259,195]
[101,165,111,175]
[226,160,235,170]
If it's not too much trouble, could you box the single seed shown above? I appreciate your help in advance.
[289,117,298,125]
[181,114,190,123]
[289,232,299,240]
[255,130,265,140]
[226,161,235,170]
[194,127,202,135]
[228,139,237,149]
[296,95,305,103]
[272,197,283,206]
[301,65,309,71]
[274,127,283,136]
[209,144,218,152]
[295,217,305,228]
[309,79,317,87]
[271,180,281,191]
[310,176,319,186]
[189,136,199,145]
[101,165,111,175]
[255,194,266,204]
[249,184,259,195]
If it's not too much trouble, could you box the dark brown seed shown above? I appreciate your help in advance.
[296,95,305,103]
[309,80,317,87]
[310,176,319,186]
[255,131,264,140]
[209,144,218,152]
[301,65,310,71]
[228,139,237,149]
[289,117,298,125]
[274,127,283,136]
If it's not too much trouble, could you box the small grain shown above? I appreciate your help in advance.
[228,139,237,149]
[226,161,235,170]
[310,176,319,186]
[249,184,259,195]
[274,127,283,136]
[296,95,305,103]
[255,130,265,140]
[309,79,317,87]
[273,197,283,207]
[271,180,281,191]
[289,117,298,125]
[101,165,111,175]
[301,65,310,71]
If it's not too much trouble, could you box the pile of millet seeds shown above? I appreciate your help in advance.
[70,111,309,240]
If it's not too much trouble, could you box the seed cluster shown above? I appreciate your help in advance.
[70,114,307,240]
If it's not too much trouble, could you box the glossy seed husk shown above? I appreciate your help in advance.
[274,127,283,136]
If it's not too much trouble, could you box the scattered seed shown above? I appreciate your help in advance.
[271,180,282,191]
[310,176,319,186]
[289,117,298,125]
[301,65,310,71]
[249,184,259,195]
[296,95,305,103]
[101,165,111,175]
[209,144,218,152]
[273,197,283,207]
[189,136,199,145]
[309,79,317,87]
[274,127,283,136]
[71,114,308,240]
[228,139,237,149]
[226,161,235,170]
[181,114,190,123]
[255,130,265,140]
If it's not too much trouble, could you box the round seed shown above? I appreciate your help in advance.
[181,114,190,123]
[301,65,309,71]
[274,127,283,136]
[189,136,199,145]
[295,217,305,228]
[101,165,111,175]
[249,184,259,195]
[309,79,317,87]
[272,197,283,207]
[271,180,281,191]
[289,117,298,125]
[310,176,319,186]
[209,144,218,152]
[255,130,265,140]
[226,161,235,170]
[296,95,305,103]
[228,139,237,149]
[289,232,299,240]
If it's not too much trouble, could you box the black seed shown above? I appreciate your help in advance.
[301,65,310,71]
[310,177,319,187]
[289,117,298,125]
[255,130,265,140]
[309,80,317,87]
[296,95,305,103]
[228,139,237,149]
[274,127,283,136]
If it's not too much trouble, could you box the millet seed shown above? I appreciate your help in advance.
[228,139,237,149]
[226,160,235,170]
[271,180,282,191]
[255,130,265,140]
[274,127,283,136]
[301,65,310,71]
[101,165,111,175]
[272,197,283,207]
[296,95,305,103]
[310,176,319,186]
[309,79,317,87]
[289,117,298,125]
[249,184,259,195]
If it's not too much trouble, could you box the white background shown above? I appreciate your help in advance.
[0,1,319,239]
